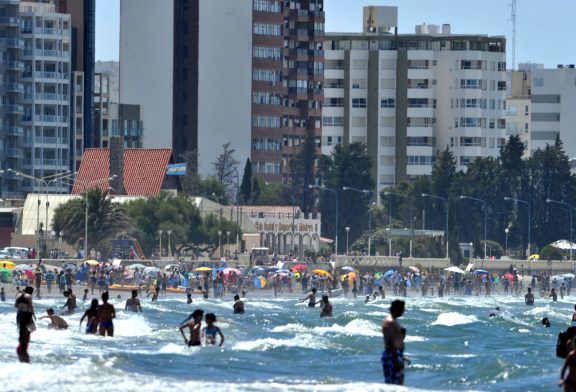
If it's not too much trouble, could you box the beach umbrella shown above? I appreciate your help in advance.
[562,273,576,279]
[444,266,466,274]
[342,271,357,281]
[383,270,395,278]
[374,272,383,278]
[127,263,146,270]
[14,264,32,271]
[254,276,267,289]
[143,267,161,276]
[474,269,489,274]
[164,264,176,270]
[291,264,308,272]
[408,266,420,274]
[266,266,279,272]
[340,266,356,272]
[24,270,34,280]
[0,267,11,277]
[0,261,15,269]
[503,273,514,280]
[223,267,242,275]
[274,272,289,278]
[194,267,212,272]
[312,269,332,277]
[85,259,99,266]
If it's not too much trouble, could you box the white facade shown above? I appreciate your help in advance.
[505,97,531,153]
[197,0,251,176]
[324,17,507,200]
[119,0,173,149]
[530,66,576,157]
[19,1,71,193]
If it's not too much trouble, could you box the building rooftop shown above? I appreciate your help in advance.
[72,148,174,196]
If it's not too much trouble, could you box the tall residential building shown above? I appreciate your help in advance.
[55,0,95,149]
[120,0,324,180]
[0,0,23,195]
[120,0,252,176]
[529,65,576,158]
[505,63,541,156]
[251,0,324,181]
[323,6,507,200]
[19,1,71,193]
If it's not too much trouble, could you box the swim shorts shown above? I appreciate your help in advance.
[381,349,404,384]
[188,341,201,347]
[101,321,113,329]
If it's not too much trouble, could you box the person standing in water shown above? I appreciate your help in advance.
[319,295,333,317]
[233,294,245,314]
[125,290,143,312]
[61,290,77,315]
[300,288,317,307]
[97,292,116,337]
[15,286,35,363]
[179,309,203,347]
[80,299,99,334]
[550,288,558,302]
[525,287,534,305]
[202,313,225,346]
[560,344,576,391]
[382,300,406,385]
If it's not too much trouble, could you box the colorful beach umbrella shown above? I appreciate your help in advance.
[223,267,242,275]
[143,267,161,276]
[127,263,146,270]
[340,266,356,272]
[528,254,540,260]
[341,271,357,281]
[85,259,99,266]
[408,266,420,274]
[312,269,332,278]
[383,270,395,278]
[254,276,267,289]
[14,264,32,271]
[291,264,308,272]
[0,261,15,269]
[194,267,212,272]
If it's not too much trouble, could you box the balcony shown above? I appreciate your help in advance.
[22,71,70,80]
[3,82,23,93]
[4,60,24,70]
[0,16,20,26]
[34,115,68,124]
[34,158,69,167]
[5,147,24,158]
[26,92,66,102]
[24,136,67,145]
[0,37,24,49]
[5,104,24,114]
[5,125,24,136]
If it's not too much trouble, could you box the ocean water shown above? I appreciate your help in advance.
[0,292,569,392]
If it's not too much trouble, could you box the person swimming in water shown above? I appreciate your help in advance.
[125,290,142,312]
[179,309,203,347]
[39,308,68,329]
[489,306,501,318]
[300,288,317,307]
[542,317,551,328]
[382,300,406,385]
[186,293,193,304]
[202,313,224,346]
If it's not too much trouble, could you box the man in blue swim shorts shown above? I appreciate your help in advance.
[97,292,116,337]
[382,299,406,385]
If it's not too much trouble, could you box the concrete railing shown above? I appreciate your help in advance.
[334,256,450,270]
[470,258,576,273]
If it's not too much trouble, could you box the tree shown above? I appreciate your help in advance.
[212,142,239,201]
[240,158,252,204]
[316,142,374,253]
[288,130,317,213]
[52,188,132,253]
[251,176,261,205]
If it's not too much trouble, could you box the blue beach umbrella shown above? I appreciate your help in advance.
[383,270,395,278]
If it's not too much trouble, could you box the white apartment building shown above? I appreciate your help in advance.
[19,1,71,193]
[119,0,251,176]
[323,6,507,200]
[530,65,576,158]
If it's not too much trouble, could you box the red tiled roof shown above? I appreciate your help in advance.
[72,148,173,196]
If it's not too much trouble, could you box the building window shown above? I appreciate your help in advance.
[460,79,485,89]
[323,98,344,107]
[253,23,282,36]
[253,46,282,60]
[352,98,366,108]
[380,98,395,108]
[407,155,433,165]
[253,0,281,12]
[253,69,283,83]
[533,77,544,87]
[497,81,506,91]
[252,116,281,128]
[524,105,529,115]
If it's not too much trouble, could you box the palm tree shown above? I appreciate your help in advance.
[52,188,132,252]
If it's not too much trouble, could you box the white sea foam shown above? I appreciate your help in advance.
[431,312,480,327]
[405,335,428,342]
[233,334,328,351]
[314,318,381,337]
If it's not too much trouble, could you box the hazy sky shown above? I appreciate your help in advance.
[96,0,575,68]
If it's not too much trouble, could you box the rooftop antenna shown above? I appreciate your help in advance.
[510,0,517,70]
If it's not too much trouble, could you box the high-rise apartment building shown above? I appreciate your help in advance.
[120,0,324,180]
[251,0,324,181]
[529,65,576,158]
[120,0,252,176]
[19,1,71,193]
[323,6,507,200]
[0,0,23,195]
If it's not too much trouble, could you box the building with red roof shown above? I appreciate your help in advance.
[72,148,180,196]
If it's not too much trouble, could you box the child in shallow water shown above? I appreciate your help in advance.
[202,313,224,347]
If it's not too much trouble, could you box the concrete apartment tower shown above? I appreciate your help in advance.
[120,0,324,181]
[120,0,252,176]
[323,6,507,201]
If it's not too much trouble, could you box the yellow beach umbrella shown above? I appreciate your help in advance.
[85,259,99,266]
[0,260,16,269]
[528,254,540,260]
[312,269,333,278]
[194,266,213,272]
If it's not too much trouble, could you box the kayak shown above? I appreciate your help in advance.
[109,284,140,292]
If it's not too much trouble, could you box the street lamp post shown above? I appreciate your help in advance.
[345,226,350,254]
[459,195,487,259]
[233,167,240,254]
[226,230,231,255]
[505,228,509,254]
[309,184,339,255]
[167,229,172,256]
[342,186,375,255]
[158,229,163,258]
[217,230,223,259]
[547,198,573,260]
[422,193,449,259]
[384,191,408,257]
[504,197,531,258]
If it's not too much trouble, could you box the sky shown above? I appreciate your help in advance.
[96,0,576,68]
